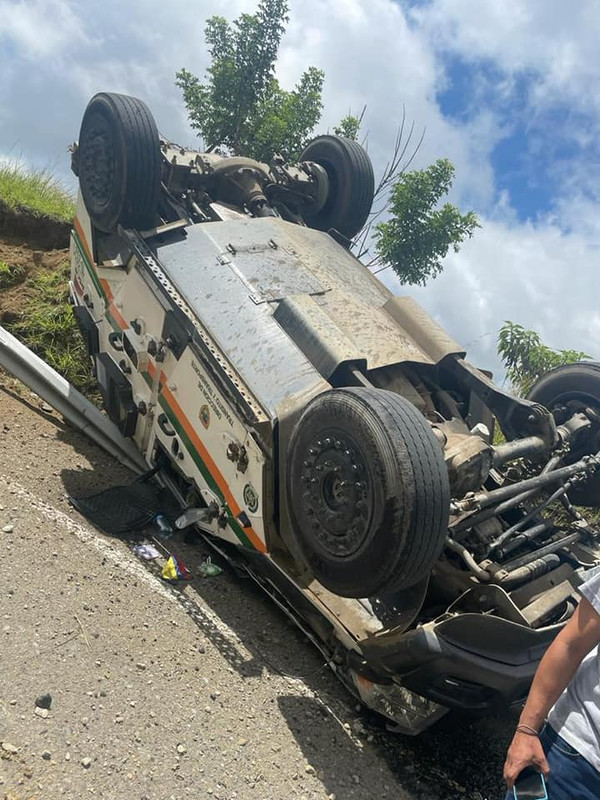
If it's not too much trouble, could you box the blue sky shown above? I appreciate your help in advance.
[1,0,600,378]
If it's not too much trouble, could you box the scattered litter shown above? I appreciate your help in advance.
[162,554,192,583]
[153,513,174,538]
[198,557,222,578]
[176,743,187,754]
[2,524,14,533]
[35,693,52,710]
[133,544,161,560]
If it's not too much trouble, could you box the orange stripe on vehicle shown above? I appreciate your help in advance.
[73,217,94,266]
[71,221,261,549]
[159,376,267,554]
[98,278,129,331]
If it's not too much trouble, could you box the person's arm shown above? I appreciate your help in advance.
[504,596,600,789]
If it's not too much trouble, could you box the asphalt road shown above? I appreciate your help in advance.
[0,372,514,799]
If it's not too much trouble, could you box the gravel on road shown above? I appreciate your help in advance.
[0,373,512,799]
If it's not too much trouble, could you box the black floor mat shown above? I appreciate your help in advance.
[69,481,163,535]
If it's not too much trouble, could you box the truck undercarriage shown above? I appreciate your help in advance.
[60,91,600,733]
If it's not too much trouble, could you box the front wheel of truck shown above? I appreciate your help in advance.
[286,387,450,598]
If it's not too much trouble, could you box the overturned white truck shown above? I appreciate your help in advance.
[69,92,600,733]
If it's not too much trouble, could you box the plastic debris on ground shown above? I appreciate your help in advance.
[162,554,193,583]
[198,556,223,578]
[133,544,161,560]
[153,513,174,539]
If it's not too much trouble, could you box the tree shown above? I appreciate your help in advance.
[497,321,591,396]
[175,0,324,162]
[177,3,480,288]
[332,112,363,141]
[372,159,480,286]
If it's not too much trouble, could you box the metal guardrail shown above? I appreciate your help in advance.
[0,325,146,474]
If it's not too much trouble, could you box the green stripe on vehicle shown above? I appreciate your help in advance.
[157,394,253,549]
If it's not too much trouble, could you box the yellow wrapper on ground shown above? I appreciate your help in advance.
[162,556,178,582]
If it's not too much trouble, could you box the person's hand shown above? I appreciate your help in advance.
[503,731,550,789]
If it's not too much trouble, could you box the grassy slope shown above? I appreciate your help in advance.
[0,163,74,221]
[8,266,97,395]
[0,165,97,395]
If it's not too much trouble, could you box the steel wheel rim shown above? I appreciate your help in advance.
[298,428,373,557]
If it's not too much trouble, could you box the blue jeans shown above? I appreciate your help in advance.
[505,724,600,799]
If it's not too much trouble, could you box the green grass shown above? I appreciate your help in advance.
[0,162,74,222]
[6,264,97,397]
[0,259,28,289]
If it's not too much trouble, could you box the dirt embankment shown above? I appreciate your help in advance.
[0,204,69,325]
[0,200,70,251]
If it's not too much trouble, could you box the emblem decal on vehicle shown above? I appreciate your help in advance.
[243,483,259,513]
[199,404,210,429]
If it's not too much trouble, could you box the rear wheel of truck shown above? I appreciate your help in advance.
[300,135,374,241]
[528,361,600,507]
[78,92,161,233]
[286,387,450,598]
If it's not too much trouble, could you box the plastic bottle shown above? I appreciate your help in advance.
[154,514,174,538]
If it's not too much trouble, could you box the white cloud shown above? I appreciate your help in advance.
[412,0,600,115]
[0,0,92,59]
[0,0,598,377]
[403,210,600,377]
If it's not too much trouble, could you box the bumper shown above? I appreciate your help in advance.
[362,612,563,713]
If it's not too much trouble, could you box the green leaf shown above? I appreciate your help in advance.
[373,159,480,286]
[175,0,323,160]
[497,320,591,396]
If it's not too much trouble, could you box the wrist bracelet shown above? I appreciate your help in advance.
[516,724,540,737]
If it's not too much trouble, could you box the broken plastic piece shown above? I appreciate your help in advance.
[198,557,223,578]
[161,554,192,582]
[133,544,161,560]
[175,503,220,529]
[154,514,174,538]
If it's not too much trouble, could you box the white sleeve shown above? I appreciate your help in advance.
[580,565,600,615]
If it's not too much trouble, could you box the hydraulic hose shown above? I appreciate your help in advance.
[498,554,561,589]
[444,537,491,581]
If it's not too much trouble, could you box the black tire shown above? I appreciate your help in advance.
[78,92,161,232]
[528,362,600,507]
[300,135,374,240]
[286,387,450,598]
